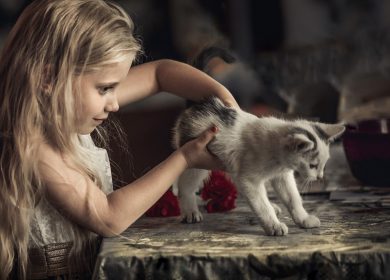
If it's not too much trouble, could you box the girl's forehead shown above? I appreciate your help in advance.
[83,60,132,82]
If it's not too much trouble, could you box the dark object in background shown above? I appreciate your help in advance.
[191,46,236,73]
[109,107,182,188]
[0,1,32,26]
[343,118,390,187]
[197,0,284,53]
[279,81,340,123]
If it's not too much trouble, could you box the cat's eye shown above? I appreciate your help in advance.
[309,164,318,169]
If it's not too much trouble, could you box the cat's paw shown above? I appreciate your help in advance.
[264,221,288,236]
[181,210,203,224]
[298,215,321,228]
[271,203,282,216]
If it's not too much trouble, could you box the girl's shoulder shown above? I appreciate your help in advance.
[37,140,67,168]
[36,140,84,187]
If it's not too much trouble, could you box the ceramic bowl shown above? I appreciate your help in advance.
[342,118,390,186]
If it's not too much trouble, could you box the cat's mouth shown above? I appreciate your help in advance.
[294,171,301,178]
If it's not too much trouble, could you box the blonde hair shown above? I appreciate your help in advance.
[0,0,140,278]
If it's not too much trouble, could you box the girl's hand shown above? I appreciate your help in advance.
[222,97,240,110]
[179,126,224,170]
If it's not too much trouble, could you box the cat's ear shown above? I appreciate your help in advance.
[315,123,345,143]
[285,133,314,153]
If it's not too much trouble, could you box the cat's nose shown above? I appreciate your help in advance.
[317,170,324,180]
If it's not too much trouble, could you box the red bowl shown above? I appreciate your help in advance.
[342,118,390,187]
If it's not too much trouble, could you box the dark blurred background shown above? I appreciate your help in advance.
[2,0,390,185]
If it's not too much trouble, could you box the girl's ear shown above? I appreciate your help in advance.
[41,65,53,95]
[316,123,346,142]
[284,133,314,153]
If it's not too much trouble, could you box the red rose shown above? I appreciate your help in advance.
[145,190,180,217]
[146,171,237,217]
[201,171,237,213]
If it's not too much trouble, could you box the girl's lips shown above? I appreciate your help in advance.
[93,118,106,123]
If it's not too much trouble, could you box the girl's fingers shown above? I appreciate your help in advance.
[198,125,218,145]
[222,99,240,109]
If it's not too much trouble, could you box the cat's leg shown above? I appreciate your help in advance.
[235,176,288,236]
[265,181,283,216]
[176,169,210,223]
[270,171,320,228]
[270,202,282,216]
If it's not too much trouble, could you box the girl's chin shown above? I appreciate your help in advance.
[76,125,97,135]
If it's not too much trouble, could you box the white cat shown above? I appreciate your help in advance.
[173,97,345,236]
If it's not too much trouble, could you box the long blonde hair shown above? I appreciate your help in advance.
[0,0,140,278]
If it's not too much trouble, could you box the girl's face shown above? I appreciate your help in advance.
[75,60,131,134]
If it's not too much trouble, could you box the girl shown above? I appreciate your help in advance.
[0,0,238,279]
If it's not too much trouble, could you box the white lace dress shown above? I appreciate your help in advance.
[29,135,114,248]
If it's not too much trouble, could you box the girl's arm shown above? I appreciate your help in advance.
[117,59,239,108]
[39,127,221,237]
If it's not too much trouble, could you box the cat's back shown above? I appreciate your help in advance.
[173,97,251,148]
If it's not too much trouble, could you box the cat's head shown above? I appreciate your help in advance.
[282,122,345,181]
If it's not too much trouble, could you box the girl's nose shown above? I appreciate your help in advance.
[106,96,119,112]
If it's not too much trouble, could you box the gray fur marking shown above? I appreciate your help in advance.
[313,125,329,143]
[176,97,237,147]
[290,127,318,152]
[191,97,237,127]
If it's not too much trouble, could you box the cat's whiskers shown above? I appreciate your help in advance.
[301,178,313,194]
[301,179,308,194]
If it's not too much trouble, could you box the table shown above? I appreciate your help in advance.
[93,145,390,279]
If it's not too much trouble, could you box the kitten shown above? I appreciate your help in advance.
[173,97,345,236]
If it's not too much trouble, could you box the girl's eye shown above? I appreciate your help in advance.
[309,164,318,169]
[98,86,114,95]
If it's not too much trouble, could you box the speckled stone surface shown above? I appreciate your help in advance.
[93,145,390,280]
